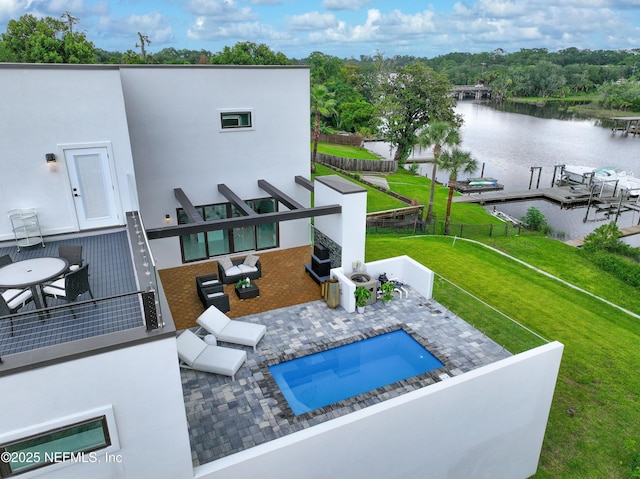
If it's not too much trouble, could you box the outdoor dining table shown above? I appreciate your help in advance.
[0,257,68,311]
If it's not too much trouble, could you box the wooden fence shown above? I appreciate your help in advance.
[317,132,364,147]
[317,153,398,172]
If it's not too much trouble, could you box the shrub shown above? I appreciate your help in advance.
[521,207,547,232]
[585,251,640,288]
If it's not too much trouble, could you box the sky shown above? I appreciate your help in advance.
[1,0,640,59]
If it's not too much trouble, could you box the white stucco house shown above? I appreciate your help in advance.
[0,63,562,479]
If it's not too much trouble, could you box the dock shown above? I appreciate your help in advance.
[453,185,596,208]
[609,116,640,136]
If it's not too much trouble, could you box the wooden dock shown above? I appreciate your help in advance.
[609,116,640,136]
[453,185,595,208]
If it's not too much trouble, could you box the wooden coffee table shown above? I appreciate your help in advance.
[235,281,259,300]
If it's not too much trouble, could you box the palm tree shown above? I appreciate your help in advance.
[436,147,478,235]
[417,122,461,223]
[310,84,336,173]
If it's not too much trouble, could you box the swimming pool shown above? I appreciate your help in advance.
[268,329,444,415]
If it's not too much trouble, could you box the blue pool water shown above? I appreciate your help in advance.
[269,330,444,415]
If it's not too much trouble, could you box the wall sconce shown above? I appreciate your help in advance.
[45,153,56,163]
[164,214,171,223]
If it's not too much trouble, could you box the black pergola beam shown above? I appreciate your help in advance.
[218,184,257,216]
[295,175,314,192]
[174,188,204,223]
[146,204,341,239]
[257,179,304,210]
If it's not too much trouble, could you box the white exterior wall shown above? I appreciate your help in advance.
[0,66,137,239]
[0,338,193,479]
[194,341,563,479]
[313,176,367,270]
[119,66,311,269]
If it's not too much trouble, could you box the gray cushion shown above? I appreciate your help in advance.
[218,256,234,272]
[243,254,259,267]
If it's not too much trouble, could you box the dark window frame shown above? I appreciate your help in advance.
[220,111,252,129]
[178,197,279,263]
[0,416,111,478]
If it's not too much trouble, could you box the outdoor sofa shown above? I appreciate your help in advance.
[217,255,261,284]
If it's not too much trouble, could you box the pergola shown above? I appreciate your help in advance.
[145,176,341,240]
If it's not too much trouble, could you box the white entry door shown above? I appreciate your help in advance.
[64,147,121,230]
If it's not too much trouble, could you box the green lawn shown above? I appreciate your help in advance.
[314,141,381,159]
[312,147,640,476]
[366,234,640,479]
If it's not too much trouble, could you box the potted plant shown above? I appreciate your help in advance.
[235,278,250,289]
[380,281,394,304]
[354,286,371,313]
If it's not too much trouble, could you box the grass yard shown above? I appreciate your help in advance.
[366,234,640,479]
[313,141,381,159]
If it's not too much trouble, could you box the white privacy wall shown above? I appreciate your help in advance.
[119,66,311,268]
[0,65,137,239]
[313,175,367,270]
[195,341,563,479]
[0,338,193,479]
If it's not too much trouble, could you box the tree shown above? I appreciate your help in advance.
[0,14,95,63]
[436,148,478,235]
[417,122,460,223]
[377,62,459,164]
[210,41,290,65]
[136,32,151,62]
[310,85,337,173]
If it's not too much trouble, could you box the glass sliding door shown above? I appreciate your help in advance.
[204,205,230,256]
[178,208,207,262]
[252,198,278,249]
[231,205,256,252]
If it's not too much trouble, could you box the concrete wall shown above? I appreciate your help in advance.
[332,256,434,313]
[0,65,137,239]
[193,341,563,479]
[119,66,311,268]
[313,175,367,271]
[0,337,193,479]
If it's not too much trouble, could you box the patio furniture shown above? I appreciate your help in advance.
[57,244,84,273]
[0,256,68,311]
[8,208,44,252]
[0,254,12,268]
[195,305,266,352]
[196,273,230,313]
[42,264,95,315]
[177,329,246,380]
[0,287,34,336]
[235,280,259,300]
[217,255,261,284]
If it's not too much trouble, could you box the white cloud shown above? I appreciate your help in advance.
[322,0,370,11]
[186,0,255,21]
[187,17,284,41]
[97,10,174,44]
[287,11,337,31]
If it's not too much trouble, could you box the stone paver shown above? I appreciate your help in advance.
[181,286,512,467]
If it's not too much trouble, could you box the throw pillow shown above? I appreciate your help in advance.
[243,254,259,267]
[218,256,234,272]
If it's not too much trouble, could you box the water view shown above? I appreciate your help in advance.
[366,101,640,243]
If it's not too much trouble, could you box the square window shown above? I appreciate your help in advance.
[220,112,252,129]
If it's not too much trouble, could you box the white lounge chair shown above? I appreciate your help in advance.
[196,306,266,352]
[176,329,246,380]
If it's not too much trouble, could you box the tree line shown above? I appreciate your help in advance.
[3,13,640,162]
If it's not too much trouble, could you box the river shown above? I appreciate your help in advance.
[365,101,640,245]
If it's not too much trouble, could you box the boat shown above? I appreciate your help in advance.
[561,165,640,196]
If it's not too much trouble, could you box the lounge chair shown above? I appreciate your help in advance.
[196,305,266,352]
[176,329,246,380]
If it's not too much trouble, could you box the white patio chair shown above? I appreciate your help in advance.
[176,329,246,381]
[195,306,266,352]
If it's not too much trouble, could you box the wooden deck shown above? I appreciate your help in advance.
[453,185,595,208]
